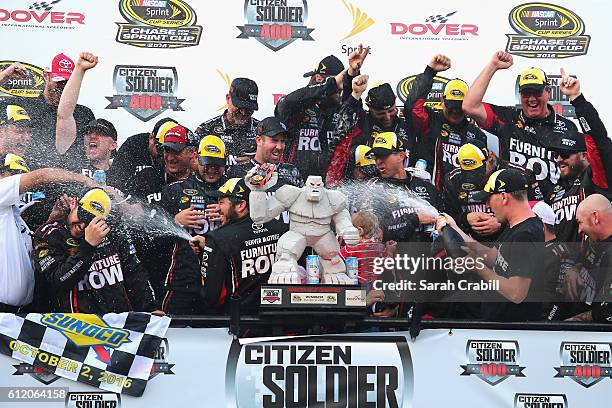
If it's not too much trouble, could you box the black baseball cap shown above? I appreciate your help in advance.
[545,128,586,154]
[365,83,396,110]
[208,177,250,201]
[471,168,530,202]
[0,101,32,128]
[257,117,288,138]
[229,78,258,111]
[83,118,117,140]
[303,55,344,78]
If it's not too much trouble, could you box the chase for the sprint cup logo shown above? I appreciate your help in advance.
[226,336,413,407]
[105,65,185,122]
[115,0,202,48]
[514,393,567,408]
[237,0,314,51]
[461,340,525,385]
[554,342,612,388]
[505,2,590,58]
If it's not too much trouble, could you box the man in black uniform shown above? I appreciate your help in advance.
[442,168,546,321]
[199,178,288,313]
[195,78,260,166]
[544,72,611,247]
[159,135,228,314]
[444,140,545,243]
[111,117,177,191]
[21,53,94,169]
[464,51,578,186]
[75,119,118,180]
[31,188,159,313]
[276,55,347,179]
[404,54,488,189]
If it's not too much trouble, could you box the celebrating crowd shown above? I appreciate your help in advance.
[0,45,610,325]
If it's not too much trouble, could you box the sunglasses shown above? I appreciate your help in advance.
[520,89,544,97]
[555,151,574,160]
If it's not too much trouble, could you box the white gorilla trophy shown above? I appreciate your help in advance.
[246,169,359,284]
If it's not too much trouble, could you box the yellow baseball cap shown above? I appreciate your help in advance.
[369,132,406,156]
[198,135,226,167]
[0,103,31,127]
[0,153,29,174]
[519,67,547,93]
[78,188,112,224]
[458,142,488,171]
[354,145,375,167]
[443,79,468,110]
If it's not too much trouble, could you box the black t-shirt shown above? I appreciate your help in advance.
[481,216,545,321]
[110,132,155,191]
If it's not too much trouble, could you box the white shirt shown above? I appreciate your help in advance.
[0,174,34,306]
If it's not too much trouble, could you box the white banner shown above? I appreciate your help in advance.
[0,0,609,146]
[0,327,611,406]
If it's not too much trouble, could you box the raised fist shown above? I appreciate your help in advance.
[428,54,451,72]
[351,74,369,97]
[490,51,513,70]
[77,52,98,71]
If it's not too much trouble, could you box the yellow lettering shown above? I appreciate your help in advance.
[48,355,59,367]
[67,362,78,373]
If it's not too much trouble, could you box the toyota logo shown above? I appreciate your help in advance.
[252,223,263,230]
[59,59,73,69]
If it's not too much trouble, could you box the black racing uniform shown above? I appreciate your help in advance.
[361,175,444,243]
[481,216,545,322]
[276,77,344,179]
[443,160,545,243]
[159,174,226,314]
[128,166,181,205]
[404,66,488,190]
[585,235,612,323]
[31,222,158,314]
[19,95,94,169]
[481,101,578,185]
[545,94,612,247]
[540,239,575,321]
[109,132,157,191]
[195,112,259,166]
[201,215,288,313]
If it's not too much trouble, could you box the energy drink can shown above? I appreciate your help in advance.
[345,257,359,285]
[306,255,320,284]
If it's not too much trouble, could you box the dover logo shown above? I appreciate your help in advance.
[0,0,85,30]
[514,394,567,408]
[115,0,202,48]
[105,65,185,122]
[396,74,450,109]
[226,335,413,407]
[554,342,612,388]
[237,0,314,51]
[390,11,478,40]
[505,3,590,59]
[461,340,525,385]
[0,61,44,98]
[514,74,577,117]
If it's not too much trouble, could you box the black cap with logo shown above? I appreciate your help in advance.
[545,128,586,153]
[303,55,344,78]
[229,78,259,111]
[83,118,117,140]
[257,117,289,138]
[471,168,530,202]
[365,83,396,110]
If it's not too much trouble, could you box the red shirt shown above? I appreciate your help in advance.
[339,240,386,284]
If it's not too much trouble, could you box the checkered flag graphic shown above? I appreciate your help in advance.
[425,11,457,23]
[29,0,62,11]
[0,313,170,397]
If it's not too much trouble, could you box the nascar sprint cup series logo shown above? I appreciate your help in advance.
[115,0,202,48]
[0,61,45,98]
[505,3,590,58]
[237,0,314,51]
[554,342,612,388]
[396,74,450,110]
[514,393,567,408]
[461,340,525,385]
[105,65,184,122]
[226,336,413,407]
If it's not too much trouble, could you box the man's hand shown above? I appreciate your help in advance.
[351,74,369,99]
[175,206,206,229]
[563,266,584,301]
[416,211,437,226]
[84,217,110,247]
[47,194,73,223]
[76,52,98,71]
[366,290,385,307]
[334,68,348,90]
[428,54,451,72]
[559,68,581,101]
[468,212,501,235]
[189,235,206,256]
[490,51,513,70]
[204,203,225,223]
[0,62,28,84]
[347,44,370,76]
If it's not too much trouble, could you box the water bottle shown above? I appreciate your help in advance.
[345,257,359,285]
[415,159,428,171]
[92,170,106,185]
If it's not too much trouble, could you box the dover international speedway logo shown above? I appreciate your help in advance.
[105,65,185,122]
[115,0,202,48]
[0,0,84,30]
[505,3,590,58]
[390,11,478,40]
[0,62,45,97]
[461,340,525,385]
[237,0,314,51]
